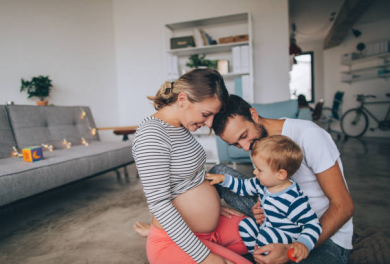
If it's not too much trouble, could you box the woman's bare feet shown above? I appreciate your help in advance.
[133,222,151,237]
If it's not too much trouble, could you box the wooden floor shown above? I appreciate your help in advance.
[0,136,389,263]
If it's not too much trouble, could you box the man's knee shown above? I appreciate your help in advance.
[208,164,230,174]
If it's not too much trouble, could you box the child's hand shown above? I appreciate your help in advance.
[205,173,225,185]
[288,242,309,263]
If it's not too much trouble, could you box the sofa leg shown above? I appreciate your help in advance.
[124,166,129,182]
[116,170,121,181]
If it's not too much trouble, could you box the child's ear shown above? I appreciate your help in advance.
[277,169,288,180]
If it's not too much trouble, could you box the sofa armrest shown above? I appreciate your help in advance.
[97,126,138,131]
[297,108,313,121]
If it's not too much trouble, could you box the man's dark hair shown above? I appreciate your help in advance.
[212,94,255,135]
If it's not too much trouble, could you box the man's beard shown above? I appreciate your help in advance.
[249,123,268,150]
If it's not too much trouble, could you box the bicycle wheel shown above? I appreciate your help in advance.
[341,108,369,137]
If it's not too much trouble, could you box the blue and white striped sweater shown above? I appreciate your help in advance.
[221,175,322,251]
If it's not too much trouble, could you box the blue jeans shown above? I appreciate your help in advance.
[208,164,350,264]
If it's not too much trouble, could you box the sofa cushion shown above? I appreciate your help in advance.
[252,100,298,119]
[0,106,17,159]
[0,141,133,206]
[6,105,99,150]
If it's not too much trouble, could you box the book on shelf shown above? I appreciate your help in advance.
[232,46,241,73]
[167,55,179,79]
[204,32,213,45]
[199,29,208,46]
[241,45,250,73]
[232,45,250,73]
[193,28,205,47]
[242,75,253,103]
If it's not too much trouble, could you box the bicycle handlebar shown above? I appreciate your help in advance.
[356,94,377,98]
[356,94,377,101]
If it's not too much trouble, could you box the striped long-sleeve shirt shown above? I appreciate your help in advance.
[132,116,210,263]
[221,175,322,251]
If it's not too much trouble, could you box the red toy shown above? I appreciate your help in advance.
[288,248,298,262]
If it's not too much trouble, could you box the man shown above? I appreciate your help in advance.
[210,94,353,264]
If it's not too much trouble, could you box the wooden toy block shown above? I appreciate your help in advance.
[22,146,44,162]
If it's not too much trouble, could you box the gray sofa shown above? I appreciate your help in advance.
[0,105,134,207]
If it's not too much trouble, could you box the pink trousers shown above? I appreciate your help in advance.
[146,215,251,264]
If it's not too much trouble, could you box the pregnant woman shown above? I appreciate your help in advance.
[132,69,251,264]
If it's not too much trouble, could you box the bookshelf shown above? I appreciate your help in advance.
[163,13,254,163]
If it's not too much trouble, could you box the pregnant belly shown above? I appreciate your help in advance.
[152,180,221,233]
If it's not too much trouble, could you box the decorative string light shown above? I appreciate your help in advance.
[63,138,72,149]
[41,144,54,152]
[80,110,86,119]
[81,137,89,146]
[12,146,23,158]
[79,107,97,136]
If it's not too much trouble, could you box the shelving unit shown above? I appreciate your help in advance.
[167,41,250,56]
[341,53,390,83]
[163,13,254,163]
[164,13,254,93]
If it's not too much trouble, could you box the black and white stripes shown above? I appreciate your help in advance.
[132,116,210,263]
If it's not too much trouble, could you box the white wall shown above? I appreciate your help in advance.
[0,0,118,141]
[113,0,290,126]
[297,1,390,138]
[1,0,291,139]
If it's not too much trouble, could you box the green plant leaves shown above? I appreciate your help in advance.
[186,54,218,69]
[20,75,52,101]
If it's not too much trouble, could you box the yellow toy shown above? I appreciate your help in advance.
[22,146,44,162]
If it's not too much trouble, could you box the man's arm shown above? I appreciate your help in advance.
[315,161,354,246]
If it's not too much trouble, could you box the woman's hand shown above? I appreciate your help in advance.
[201,252,235,264]
[220,206,244,218]
[251,199,265,225]
[206,173,225,185]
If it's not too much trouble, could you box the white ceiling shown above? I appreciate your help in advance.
[289,0,344,42]
[289,0,390,43]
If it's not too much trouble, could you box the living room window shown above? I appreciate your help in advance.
[289,51,314,103]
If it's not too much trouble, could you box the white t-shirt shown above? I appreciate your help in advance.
[281,118,353,250]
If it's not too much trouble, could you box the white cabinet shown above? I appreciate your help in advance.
[341,53,390,83]
[164,13,254,163]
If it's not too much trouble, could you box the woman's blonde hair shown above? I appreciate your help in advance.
[148,68,228,110]
[252,135,303,178]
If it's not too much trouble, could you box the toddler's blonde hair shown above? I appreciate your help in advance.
[252,135,303,177]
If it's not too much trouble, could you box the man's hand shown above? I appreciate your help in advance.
[220,206,244,218]
[251,199,265,225]
[253,243,289,264]
[288,242,309,263]
[206,173,225,185]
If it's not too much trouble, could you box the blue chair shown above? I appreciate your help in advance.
[318,91,344,139]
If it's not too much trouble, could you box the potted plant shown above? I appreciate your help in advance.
[186,54,218,70]
[20,75,53,106]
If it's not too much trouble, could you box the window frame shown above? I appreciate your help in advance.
[290,51,315,103]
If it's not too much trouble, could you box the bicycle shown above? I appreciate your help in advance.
[340,93,390,137]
